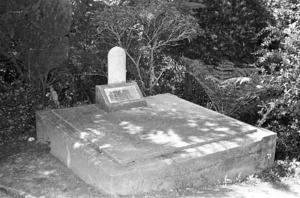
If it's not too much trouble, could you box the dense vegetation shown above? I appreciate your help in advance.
[1,0,299,160]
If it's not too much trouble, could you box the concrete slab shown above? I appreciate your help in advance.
[36,93,277,195]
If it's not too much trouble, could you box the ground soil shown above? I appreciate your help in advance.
[0,140,300,198]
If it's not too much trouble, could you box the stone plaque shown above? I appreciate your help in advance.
[95,82,147,112]
[104,85,141,104]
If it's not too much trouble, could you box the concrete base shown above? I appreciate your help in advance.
[36,94,276,196]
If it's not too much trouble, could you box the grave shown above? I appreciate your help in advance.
[36,47,277,196]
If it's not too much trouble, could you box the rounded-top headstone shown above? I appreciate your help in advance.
[108,46,126,84]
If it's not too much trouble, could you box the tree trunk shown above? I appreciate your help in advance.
[185,72,192,100]
[41,78,46,108]
[49,85,60,107]
[149,47,155,94]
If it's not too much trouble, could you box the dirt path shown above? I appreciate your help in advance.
[0,141,300,198]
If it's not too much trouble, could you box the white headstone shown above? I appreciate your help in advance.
[108,46,126,84]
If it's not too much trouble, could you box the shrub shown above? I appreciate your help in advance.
[0,80,39,142]
[256,0,300,160]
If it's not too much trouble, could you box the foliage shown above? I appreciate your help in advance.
[0,79,39,142]
[274,159,300,177]
[172,0,273,65]
[256,0,300,160]
[69,0,106,75]
[66,0,107,104]
[92,0,200,95]
[152,55,186,95]
[0,0,74,142]
[181,57,263,123]
[0,0,72,106]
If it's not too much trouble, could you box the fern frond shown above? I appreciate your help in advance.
[181,57,263,118]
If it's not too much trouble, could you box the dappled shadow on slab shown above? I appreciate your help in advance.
[52,94,262,165]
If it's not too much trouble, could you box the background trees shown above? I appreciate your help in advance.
[171,0,273,64]
[92,0,200,94]
[0,0,72,106]
[0,0,72,140]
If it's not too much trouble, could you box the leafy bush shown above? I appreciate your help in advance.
[68,0,107,103]
[180,57,263,124]
[173,0,273,65]
[256,0,300,160]
[0,80,39,142]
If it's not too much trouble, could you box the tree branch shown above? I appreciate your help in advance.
[150,68,166,89]
[125,51,144,87]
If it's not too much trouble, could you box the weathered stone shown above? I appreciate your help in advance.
[36,93,277,196]
[95,81,147,112]
[108,46,126,84]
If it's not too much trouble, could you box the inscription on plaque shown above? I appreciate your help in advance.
[104,85,141,104]
[95,82,147,111]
